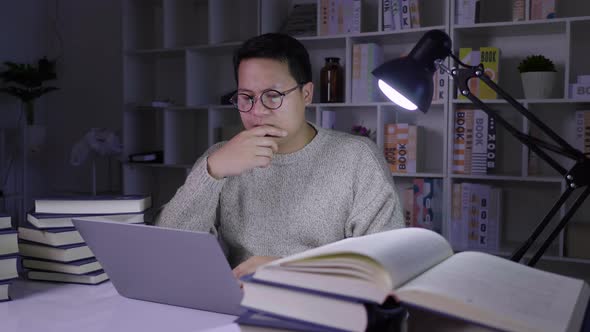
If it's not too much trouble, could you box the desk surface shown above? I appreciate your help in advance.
[0,278,238,332]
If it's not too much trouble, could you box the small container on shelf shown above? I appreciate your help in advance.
[320,57,345,103]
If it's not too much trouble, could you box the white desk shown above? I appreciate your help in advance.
[0,279,238,332]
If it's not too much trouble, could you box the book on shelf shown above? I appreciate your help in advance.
[455,0,480,24]
[458,47,500,100]
[453,109,496,175]
[451,183,502,251]
[34,194,151,214]
[25,269,109,285]
[319,0,361,36]
[513,0,526,21]
[352,43,384,103]
[383,123,420,173]
[18,240,93,262]
[281,3,317,37]
[27,211,145,229]
[409,0,420,28]
[412,178,443,233]
[0,254,19,281]
[22,257,102,275]
[0,213,11,230]
[530,0,556,20]
[243,228,589,332]
[0,229,18,256]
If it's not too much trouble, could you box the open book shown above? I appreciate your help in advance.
[246,228,589,332]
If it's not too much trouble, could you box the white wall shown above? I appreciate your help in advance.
[45,0,123,196]
[0,0,122,224]
[0,0,49,223]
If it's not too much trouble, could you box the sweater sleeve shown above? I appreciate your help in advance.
[153,143,226,235]
[345,138,405,237]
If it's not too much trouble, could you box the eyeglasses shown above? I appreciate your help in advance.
[229,84,303,113]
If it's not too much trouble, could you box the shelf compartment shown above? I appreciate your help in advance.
[123,0,164,50]
[163,0,209,48]
[208,0,259,44]
[186,49,237,106]
[124,52,187,105]
[380,105,445,175]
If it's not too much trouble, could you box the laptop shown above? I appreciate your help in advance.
[72,218,243,315]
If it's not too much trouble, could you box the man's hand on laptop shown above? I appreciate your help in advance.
[233,256,280,282]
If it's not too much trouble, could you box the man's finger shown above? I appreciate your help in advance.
[251,125,288,138]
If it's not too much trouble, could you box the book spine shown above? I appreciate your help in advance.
[453,109,467,174]
[383,0,393,31]
[459,182,472,250]
[320,0,329,35]
[451,183,463,247]
[488,187,502,251]
[575,111,590,154]
[513,0,526,21]
[352,44,362,103]
[400,0,411,29]
[467,183,480,250]
[403,187,414,227]
[394,123,410,173]
[486,115,497,173]
[351,0,361,33]
[412,178,425,227]
[384,123,397,172]
[479,47,500,99]
[392,0,401,30]
[409,0,420,28]
[471,109,488,175]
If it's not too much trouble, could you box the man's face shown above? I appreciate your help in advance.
[237,58,313,145]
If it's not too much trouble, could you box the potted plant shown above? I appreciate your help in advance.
[0,57,58,152]
[518,55,557,99]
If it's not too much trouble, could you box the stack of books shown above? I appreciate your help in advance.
[319,0,361,36]
[383,123,421,173]
[450,182,502,252]
[402,178,443,233]
[18,195,151,285]
[0,213,18,301]
[352,43,384,103]
[235,228,589,332]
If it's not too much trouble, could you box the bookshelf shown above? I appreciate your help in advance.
[121,0,590,277]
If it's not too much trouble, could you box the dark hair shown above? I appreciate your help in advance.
[233,33,312,85]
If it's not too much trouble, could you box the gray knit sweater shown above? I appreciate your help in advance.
[154,123,404,267]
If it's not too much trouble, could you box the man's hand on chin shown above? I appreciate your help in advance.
[232,256,280,281]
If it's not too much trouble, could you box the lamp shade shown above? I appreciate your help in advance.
[372,30,452,113]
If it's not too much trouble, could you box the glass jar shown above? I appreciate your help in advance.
[320,57,344,103]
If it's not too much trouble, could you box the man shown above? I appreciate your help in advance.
[154,33,404,279]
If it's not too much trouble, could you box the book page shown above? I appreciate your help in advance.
[268,228,453,288]
[397,251,589,332]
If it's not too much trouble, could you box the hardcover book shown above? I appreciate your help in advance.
[18,240,93,262]
[34,195,151,214]
[0,213,11,230]
[26,269,109,285]
[22,257,102,275]
[0,254,18,280]
[245,228,589,332]
[27,211,145,229]
[0,229,18,256]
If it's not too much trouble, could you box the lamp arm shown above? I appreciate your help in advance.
[445,57,590,267]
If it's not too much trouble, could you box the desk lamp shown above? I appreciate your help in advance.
[372,29,590,267]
